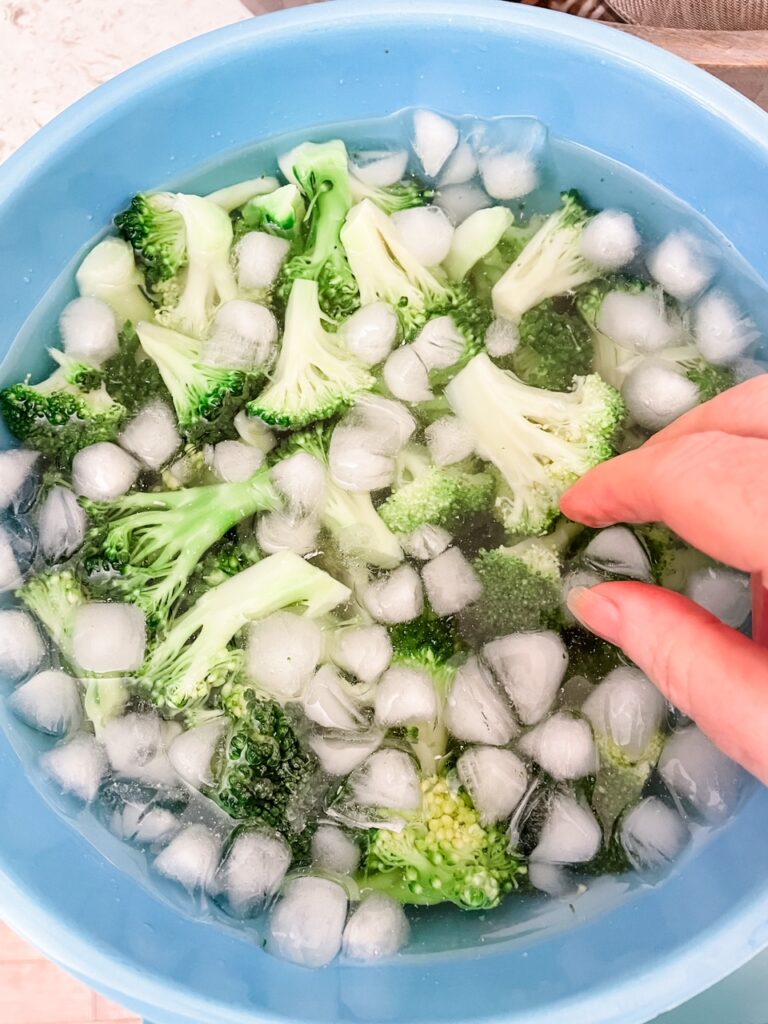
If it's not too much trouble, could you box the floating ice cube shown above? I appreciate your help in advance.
[59,296,119,364]
[118,401,181,471]
[584,526,652,582]
[350,749,422,811]
[329,624,392,685]
[456,746,528,825]
[531,793,602,865]
[383,345,433,403]
[413,110,459,178]
[0,520,34,592]
[340,302,400,367]
[439,141,477,187]
[483,631,569,726]
[267,876,348,968]
[445,656,517,746]
[479,150,538,200]
[412,316,464,370]
[38,486,87,563]
[153,823,221,892]
[374,665,437,727]
[527,861,582,899]
[309,729,384,777]
[434,184,492,226]
[72,442,140,501]
[623,361,700,432]
[425,416,475,467]
[659,726,746,824]
[582,667,667,762]
[580,210,640,271]
[343,893,410,961]
[102,713,175,786]
[0,609,45,681]
[246,612,323,699]
[42,733,107,803]
[303,665,370,732]
[211,440,265,483]
[256,511,319,556]
[685,566,751,628]
[10,669,82,736]
[363,565,424,624]
[0,449,39,512]
[205,299,278,371]
[422,547,482,616]
[312,825,361,875]
[597,290,681,354]
[235,231,290,290]
[620,797,690,871]
[168,717,228,789]
[647,231,715,302]
[329,426,396,492]
[519,712,597,781]
[391,207,454,267]
[693,290,760,365]
[402,524,452,561]
[72,602,146,673]
[485,318,520,358]
[218,828,291,914]
[347,394,416,454]
[351,149,409,188]
[113,801,180,846]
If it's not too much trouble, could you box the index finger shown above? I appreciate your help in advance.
[645,374,768,448]
[560,430,768,575]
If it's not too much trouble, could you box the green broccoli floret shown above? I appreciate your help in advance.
[82,466,280,628]
[136,320,251,438]
[378,444,496,536]
[278,424,403,569]
[187,530,263,593]
[139,551,350,710]
[276,140,359,319]
[349,172,433,215]
[635,523,712,592]
[389,607,462,667]
[241,184,306,240]
[340,198,489,345]
[446,353,624,535]
[101,324,170,415]
[1,350,126,461]
[115,192,188,294]
[18,569,86,667]
[491,192,601,325]
[591,731,665,838]
[75,237,155,326]
[509,299,594,392]
[686,361,736,402]
[361,776,526,910]
[247,278,374,430]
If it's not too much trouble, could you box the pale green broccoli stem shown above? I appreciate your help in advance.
[140,551,350,709]
[323,480,404,570]
[242,184,306,238]
[206,175,280,213]
[18,570,86,669]
[84,678,129,737]
[443,207,514,282]
[75,237,155,325]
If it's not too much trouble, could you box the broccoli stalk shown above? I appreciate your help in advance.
[0,349,126,461]
[281,425,403,569]
[378,444,496,536]
[277,140,359,318]
[443,206,514,283]
[509,299,594,392]
[83,466,281,627]
[75,237,155,325]
[340,199,489,344]
[206,175,280,213]
[135,320,249,437]
[591,731,665,838]
[139,551,350,710]
[18,569,87,668]
[445,353,624,535]
[349,172,433,215]
[360,776,526,910]
[247,279,374,430]
[491,191,601,324]
[241,184,306,239]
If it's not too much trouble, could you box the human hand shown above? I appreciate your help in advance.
[560,375,768,785]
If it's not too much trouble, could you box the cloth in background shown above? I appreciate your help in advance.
[604,0,768,28]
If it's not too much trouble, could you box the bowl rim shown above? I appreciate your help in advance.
[1,3,768,1023]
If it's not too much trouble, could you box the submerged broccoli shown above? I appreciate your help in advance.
[636,523,713,592]
[361,776,526,910]
[139,551,350,710]
[349,172,433,215]
[446,353,624,535]
[340,198,489,344]
[241,184,306,240]
[1,349,126,462]
[378,444,496,536]
[101,324,170,415]
[491,192,601,325]
[470,217,545,301]
[277,140,359,319]
[75,237,155,326]
[509,299,594,392]
[82,466,280,627]
[18,569,87,667]
[591,731,665,838]
[247,278,374,430]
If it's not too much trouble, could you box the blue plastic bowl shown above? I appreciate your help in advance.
[1,3,768,1022]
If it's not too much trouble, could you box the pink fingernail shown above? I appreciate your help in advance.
[567,586,621,643]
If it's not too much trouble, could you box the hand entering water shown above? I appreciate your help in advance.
[561,375,768,785]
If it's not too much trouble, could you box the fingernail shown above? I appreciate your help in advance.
[567,586,622,643]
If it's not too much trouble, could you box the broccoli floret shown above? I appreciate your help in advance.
[389,607,462,667]
[340,198,489,345]
[187,530,263,594]
[115,192,188,293]
[635,523,712,592]
[136,320,251,438]
[491,192,601,325]
[139,551,350,709]
[75,237,155,326]
[445,353,624,535]
[101,324,170,415]
[18,569,86,667]
[247,278,374,430]
[1,350,126,462]
[279,424,403,569]
[508,299,594,392]
[241,184,306,240]
[276,140,359,319]
[686,361,735,402]
[349,172,433,215]
[378,444,496,536]
[591,731,665,837]
[82,466,280,628]
[471,217,546,301]
[361,776,526,910]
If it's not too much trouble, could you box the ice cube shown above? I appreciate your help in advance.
[647,231,715,302]
[584,526,652,582]
[425,416,475,466]
[402,524,452,561]
[383,345,433,403]
[685,566,751,628]
[270,452,325,519]
[623,361,700,432]
[256,511,320,556]
[10,669,82,736]
[582,667,667,762]
[693,290,759,365]
[72,602,146,673]
[168,718,228,789]
[456,746,528,825]
[580,210,640,271]
[0,449,39,512]
[0,609,45,681]
[218,828,291,914]
[434,184,492,226]
[102,713,175,786]
[311,825,361,875]
[445,656,518,746]
[303,665,369,732]
[597,290,681,354]
[211,440,265,483]
[42,733,107,803]
[153,823,221,892]
[113,801,180,846]
[485,317,520,358]
[658,726,746,824]
[246,612,323,699]
[519,712,597,781]
[620,797,690,871]
[38,486,88,563]
[0,521,34,592]
[347,394,416,454]
[343,893,410,961]
[483,631,569,726]
[439,140,477,187]
[391,206,454,268]
[363,565,424,624]
[339,303,400,367]
[422,547,482,616]
[205,299,278,371]
[235,231,290,290]
[531,793,602,864]
[309,729,383,777]
[413,110,458,178]
[267,876,348,968]
[527,861,580,899]
[349,749,422,811]
[118,401,181,471]
[479,150,538,200]
[412,316,464,370]
[351,149,408,188]
[329,625,392,686]
[329,426,396,492]
[374,665,437,727]
[72,442,140,501]
[59,296,119,364]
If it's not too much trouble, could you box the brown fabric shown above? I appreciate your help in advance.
[604,0,768,29]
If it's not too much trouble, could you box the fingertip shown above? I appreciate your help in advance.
[566,584,622,643]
